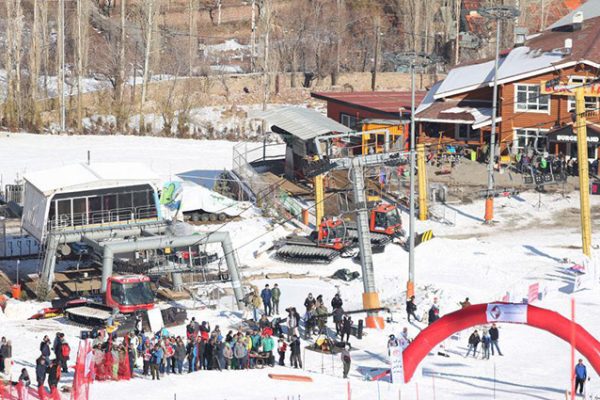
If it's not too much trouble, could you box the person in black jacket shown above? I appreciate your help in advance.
[465,330,480,358]
[341,315,353,343]
[406,296,419,322]
[304,293,316,313]
[47,359,61,392]
[489,323,503,356]
[428,299,440,326]
[36,356,47,388]
[289,335,302,369]
[331,293,343,311]
[40,335,51,363]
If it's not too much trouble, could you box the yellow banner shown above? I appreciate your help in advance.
[540,79,600,97]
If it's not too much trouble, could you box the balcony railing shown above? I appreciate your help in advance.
[48,205,159,232]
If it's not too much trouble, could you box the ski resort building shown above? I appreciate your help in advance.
[415,7,600,159]
[22,162,162,242]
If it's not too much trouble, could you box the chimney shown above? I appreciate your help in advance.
[565,38,573,54]
[572,11,583,31]
[514,27,528,47]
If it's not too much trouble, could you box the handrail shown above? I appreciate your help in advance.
[48,205,159,232]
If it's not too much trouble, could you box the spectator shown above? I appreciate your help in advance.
[250,290,263,321]
[406,296,419,322]
[331,293,343,310]
[36,356,47,389]
[289,335,302,369]
[304,293,316,313]
[47,359,61,395]
[261,333,275,367]
[428,299,440,325]
[465,330,480,358]
[261,284,272,317]
[271,284,281,315]
[150,344,163,380]
[333,306,345,336]
[575,359,587,395]
[223,342,233,370]
[233,336,248,370]
[481,330,491,360]
[341,344,351,379]
[174,337,186,374]
[277,337,286,366]
[17,368,31,400]
[459,297,471,309]
[286,308,300,341]
[40,336,51,364]
[489,323,503,356]
[1,339,12,378]
[341,316,353,343]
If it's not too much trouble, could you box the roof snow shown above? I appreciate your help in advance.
[434,46,565,99]
[24,162,161,196]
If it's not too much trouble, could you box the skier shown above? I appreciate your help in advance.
[261,284,272,317]
[465,330,480,358]
[271,283,281,315]
[489,323,503,356]
[575,359,587,396]
[406,296,419,322]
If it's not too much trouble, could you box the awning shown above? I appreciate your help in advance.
[414,99,498,129]
[546,124,600,144]
[250,106,353,141]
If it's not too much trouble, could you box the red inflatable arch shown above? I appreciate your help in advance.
[402,303,600,383]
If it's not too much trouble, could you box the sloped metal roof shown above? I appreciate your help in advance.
[547,0,600,30]
[24,162,161,196]
[253,106,353,141]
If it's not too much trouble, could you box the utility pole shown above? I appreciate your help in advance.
[480,6,520,224]
[396,52,436,299]
[371,16,380,91]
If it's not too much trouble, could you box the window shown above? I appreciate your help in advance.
[455,125,478,141]
[340,113,359,129]
[515,84,550,112]
[514,128,548,152]
[567,76,599,111]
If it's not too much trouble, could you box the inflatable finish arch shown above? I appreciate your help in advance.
[402,303,600,383]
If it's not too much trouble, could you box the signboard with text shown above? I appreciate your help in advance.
[486,303,528,323]
[540,79,600,97]
[389,343,404,384]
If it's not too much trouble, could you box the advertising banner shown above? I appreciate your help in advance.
[389,343,404,384]
[528,283,539,303]
[486,303,528,324]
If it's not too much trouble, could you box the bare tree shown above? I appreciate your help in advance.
[28,0,42,131]
[139,0,157,133]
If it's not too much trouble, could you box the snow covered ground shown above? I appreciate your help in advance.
[1,134,599,399]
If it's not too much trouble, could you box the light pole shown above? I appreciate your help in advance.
[479,6,520,224]
[396,53,436,298]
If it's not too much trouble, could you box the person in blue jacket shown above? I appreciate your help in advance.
[575,359,587,395]
[261,284,272,316]
[150,344,163,380]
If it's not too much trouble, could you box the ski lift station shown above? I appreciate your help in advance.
[21,162,162,242]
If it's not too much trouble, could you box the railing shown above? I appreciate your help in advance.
[48,205,159,232]
[232,142,307,223]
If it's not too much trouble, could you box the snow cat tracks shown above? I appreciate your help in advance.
[274,245,341,264]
